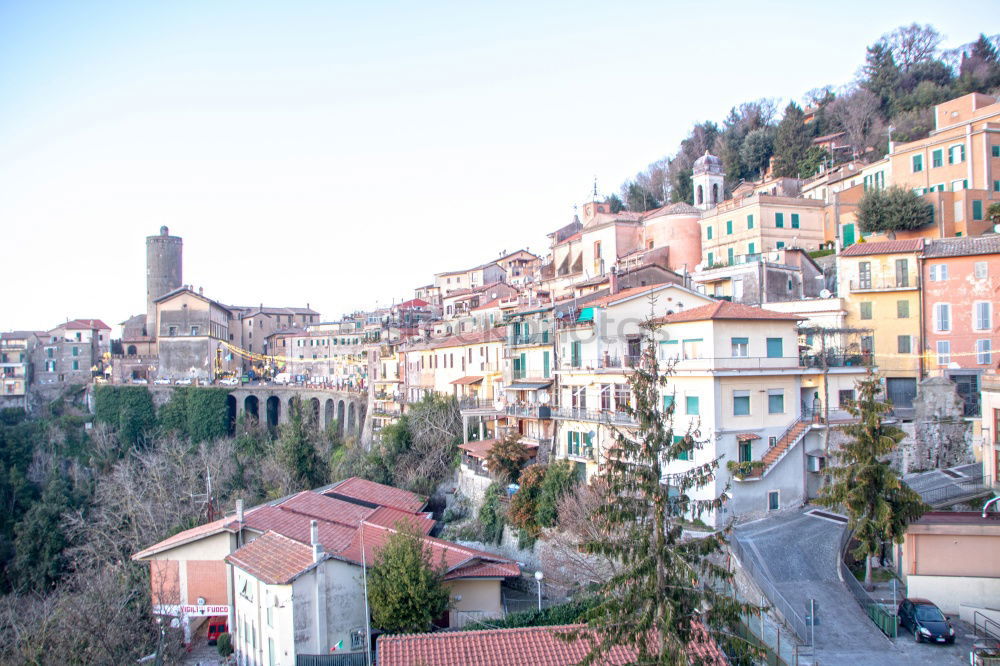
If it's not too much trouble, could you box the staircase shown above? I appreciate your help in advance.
[743,419,811,480]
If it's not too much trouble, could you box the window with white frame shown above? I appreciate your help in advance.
[929,264,948,281]
[974,302,992,331]
[934,303,951,332]
[974,261,988,279]
[977,339,992,365]
[731,337,749,357]
[936,340,951,365]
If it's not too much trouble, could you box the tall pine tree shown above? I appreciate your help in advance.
[572,319,757,665]
[817,372,927,588]
[772,102,812,178]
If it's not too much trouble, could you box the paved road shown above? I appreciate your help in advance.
[733,508,969,665]
[903,463,990,507]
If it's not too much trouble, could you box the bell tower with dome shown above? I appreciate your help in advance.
[692,151,724,211]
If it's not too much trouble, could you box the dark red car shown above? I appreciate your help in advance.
[206,619,228,645]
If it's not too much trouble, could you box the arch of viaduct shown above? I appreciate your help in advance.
[227,386,368,438]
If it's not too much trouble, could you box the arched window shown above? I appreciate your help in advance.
[711,183,719,204]
[126,345,137,356]
[696,185,704,205]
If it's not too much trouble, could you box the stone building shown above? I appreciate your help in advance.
[1,331,39,409]
[33,319,111,387]
[154,287,238,381]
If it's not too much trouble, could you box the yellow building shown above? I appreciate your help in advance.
[837,239,924,410]
[886,92,1000,238]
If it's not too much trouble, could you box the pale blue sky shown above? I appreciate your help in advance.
[0,1,993,331]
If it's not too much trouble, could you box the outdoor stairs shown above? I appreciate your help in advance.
[743,419,811,480]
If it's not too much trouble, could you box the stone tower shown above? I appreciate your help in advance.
[692,151,724,211]
[146,226,183,336]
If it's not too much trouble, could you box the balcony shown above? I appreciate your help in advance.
[550,406,637,426]
[559,355,640,372]
[799,351,872,369]
[458,398,504,416]
[510,332,552,347]
[848,276,920,292]
[505,404,552,419]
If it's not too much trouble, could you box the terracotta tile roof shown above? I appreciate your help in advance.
[365,506,435,534]
[735,433,762,441]
[337,522,519,580]
[840,239,924,257]
[450,375,484,385]
[60,318,112,331]
[396,298,430,308]
[241,503,358,553]
[658,301,802,324]
[406,326,508,352]
[376,623,726,666]
[585,285,666,308]
[923,235,1000,258]
[225,531,316,585]
[326,477,427,513]
[458,438,499,460]
[132,514,242,560]
[641,201,701,219]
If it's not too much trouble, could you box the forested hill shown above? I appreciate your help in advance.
[610,25,1000,213]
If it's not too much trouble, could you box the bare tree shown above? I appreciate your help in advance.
[831,88,885,160]
[537,480,616,596]
[882,24,942,72]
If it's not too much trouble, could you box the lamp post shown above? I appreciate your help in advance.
[534,570,544,611]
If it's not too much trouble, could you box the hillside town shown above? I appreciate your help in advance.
[3,88,1000,665]
[4,14,1000,666]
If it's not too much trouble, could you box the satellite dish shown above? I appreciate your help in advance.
[695,262,705,271]
[769,252,780,261]
[538,391,550,404]
[819,289,832,299]
[494,398,506,411]
[491,293,498,299]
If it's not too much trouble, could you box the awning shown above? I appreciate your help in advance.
[508,380,553,390]
[458,439,499,459]
[577,307,594,322]
[735,433,761,441]
[450,376,483,385]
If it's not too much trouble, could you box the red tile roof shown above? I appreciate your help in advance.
[450,375,484,385]
[840,239,924,257]
[365,506,435,534]
[61,318,112,331]
[337,522,519,580]
[326,477,427,513]
[132,515,242,560]
[397,298,430,308]
[376,623,726,666]
[658,301,802,324]
[225,531,316,585]
[458,438,499,460]
[585,284,683,308]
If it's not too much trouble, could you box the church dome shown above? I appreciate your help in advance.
[692,151,723,175]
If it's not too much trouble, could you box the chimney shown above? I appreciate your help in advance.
[310,519,324,562]
[236,499,244,523]
[609,266,620,295]
[198,286,203,296]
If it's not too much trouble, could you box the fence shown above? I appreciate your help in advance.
[729,536,811,645]
[838,528,898,638]
[296,653,367,666]
[920,472,993,507]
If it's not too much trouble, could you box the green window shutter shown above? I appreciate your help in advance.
[747,214,754,229]
[973,200,983,221]
[842,223,855,247]
[708,252,714,266]
[897,300,909,318]
[739,441,752,461]
[776,241,785,249]
[663,395,674,411]
[775,212,784,228]
[686,396,699,415]
[766,337,783,358]
[726,220,733,234]
[897,335,911,354]
[543,351,550,378]
[727,247,734,264]
[960,145,966,161]
[994,180,1000,192]
[674,435,690,461]
[932,149,942,167]
[566,431,572,453]
[749,242,756,254]
[913,154,923,171]
[860,302,872,319]
[707,226,713,240]
[993,145,1000,158]
[791,213,800,228]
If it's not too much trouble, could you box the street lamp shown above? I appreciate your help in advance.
[534,570,544,611]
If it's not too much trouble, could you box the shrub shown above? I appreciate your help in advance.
[217,632,233,657]
[479,482,506,545]
[857,185,933,233]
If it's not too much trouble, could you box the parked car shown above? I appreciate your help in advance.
[219,377,239,386]
[153,378,171,385]
[206,618,228,645]
[898,598,955,644]
[174,378,193,386]
[131,378,148,385]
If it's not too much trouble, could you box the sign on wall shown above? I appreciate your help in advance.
[180,604,230,616]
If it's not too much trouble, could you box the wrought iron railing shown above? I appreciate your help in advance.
[838,528,898,638]
[917,472,992,507]
[549,406,637,425]
[729,535,810,644]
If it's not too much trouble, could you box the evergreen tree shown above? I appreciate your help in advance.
[572,320,757,665]
[368,522,450,634]
[535,458,577,527]
[604,193,625,213]
[861,42,902,115]
[276,398,328,489]
[507,464,546,542]
[857,186,933,233]
[817,372,927,588]
[772,102,812,178]
[739,127,775,180]
[14,475,71,591]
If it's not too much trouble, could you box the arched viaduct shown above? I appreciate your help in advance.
[228,386,368,438]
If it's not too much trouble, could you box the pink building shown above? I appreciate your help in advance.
[920,236,1000,416]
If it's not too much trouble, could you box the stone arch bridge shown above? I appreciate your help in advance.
[150,385,370,441]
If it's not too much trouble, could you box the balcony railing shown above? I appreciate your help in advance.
[458,398,503,412]
[510,332,552,346]
[559,356,639,371]
[505,404,552,419]
[849,276,920,292]
[550,406,637,425]
[799,351,872,368]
